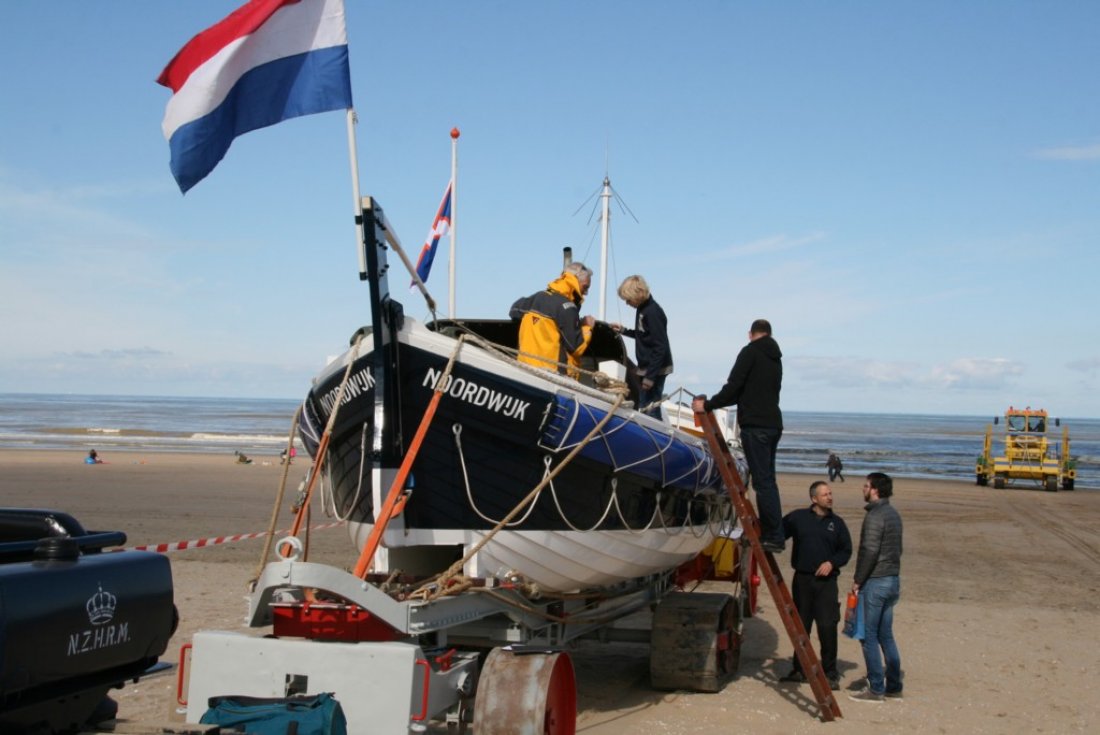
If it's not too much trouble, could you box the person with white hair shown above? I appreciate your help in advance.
[509,261,596,380]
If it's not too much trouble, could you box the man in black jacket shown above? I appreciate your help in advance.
[779,480,851,690]
[693,318,785,551]
[849,472,904,703]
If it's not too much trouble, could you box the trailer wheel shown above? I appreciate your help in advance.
[1044,476,1058,492]
[473,648,576,735]
[650,592,740,693]
[993,475,1006,489]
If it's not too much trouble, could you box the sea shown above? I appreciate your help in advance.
[1,393,1098,490]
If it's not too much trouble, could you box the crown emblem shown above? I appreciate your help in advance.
[86,583,117,625]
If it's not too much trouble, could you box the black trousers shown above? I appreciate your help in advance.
[790,571,840,678]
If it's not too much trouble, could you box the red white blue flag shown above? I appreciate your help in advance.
[412,181,453,287]
[157,0,353,193]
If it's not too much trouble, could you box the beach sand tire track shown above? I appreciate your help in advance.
[1024,502,1100,567]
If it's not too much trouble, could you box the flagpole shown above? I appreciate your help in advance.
[347,109,367,280]
[449,127,460,317]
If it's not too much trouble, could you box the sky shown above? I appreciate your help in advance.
[1,1,1098,417]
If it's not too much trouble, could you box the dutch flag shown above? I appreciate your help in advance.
[157,0,353,193]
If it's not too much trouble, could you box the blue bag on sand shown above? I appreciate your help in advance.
[200,692,347,735]
[842,591,865,641]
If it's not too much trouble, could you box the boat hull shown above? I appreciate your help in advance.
[301,320,730,591]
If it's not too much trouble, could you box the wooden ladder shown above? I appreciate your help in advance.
[695,408,843,721]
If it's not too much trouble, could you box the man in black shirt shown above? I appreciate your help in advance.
[778,480,852,690]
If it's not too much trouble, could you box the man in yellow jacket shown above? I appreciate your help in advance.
[509,262,595,379]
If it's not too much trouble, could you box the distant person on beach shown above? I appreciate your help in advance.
[509,261,595,380]
[849,472,904,703]
[827,453,845,482]
[280,447,297,465]
[693,318,785,553]
[610,275,673,418]
[779,480,851,691]
[234,451,253,465]
[85,449,103,464]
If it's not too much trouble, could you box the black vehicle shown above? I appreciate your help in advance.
[0,509,177,734]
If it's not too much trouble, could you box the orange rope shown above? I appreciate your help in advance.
[352,336,466,578]
[352,389,443,578]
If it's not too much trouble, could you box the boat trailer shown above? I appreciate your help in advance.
[181,549,750,734]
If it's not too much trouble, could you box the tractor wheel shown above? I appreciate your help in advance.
[993,475,1006,489]
[1044,476,1058,492]
[1063,478,1075,491]
[976,474,988,487]
[650,592,740,692]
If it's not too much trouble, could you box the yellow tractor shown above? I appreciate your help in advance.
[976,407,1075,491]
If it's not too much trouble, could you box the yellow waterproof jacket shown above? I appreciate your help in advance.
[509,273,593,378]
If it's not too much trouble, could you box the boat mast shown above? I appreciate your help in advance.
[598,175,611,321]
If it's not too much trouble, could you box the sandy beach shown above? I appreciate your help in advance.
[2,448,1097,733]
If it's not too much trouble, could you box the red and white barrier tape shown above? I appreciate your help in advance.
[126,521,345,553]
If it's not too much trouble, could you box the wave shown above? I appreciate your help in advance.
[189,432,288,443]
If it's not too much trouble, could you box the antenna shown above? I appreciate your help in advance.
[572,154,638,321]
[599,176,611,320]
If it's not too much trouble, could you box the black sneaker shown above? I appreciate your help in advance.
[884,690,904,700]
[760,539,785,554]
[778,670,806,683]
[827,676,841,691]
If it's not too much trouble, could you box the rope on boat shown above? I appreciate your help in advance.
[409,389,628,602]
[457,425,728,538]
[279,332,365,560]
[453,399,727,537]
[454,424,542,528]
[320,421,369,522]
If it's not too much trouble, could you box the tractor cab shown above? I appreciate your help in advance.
[976,407,1075,491]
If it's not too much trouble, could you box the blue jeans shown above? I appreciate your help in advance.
[638,374,667,418]
[860,576,902,695]
[740,426,783,543]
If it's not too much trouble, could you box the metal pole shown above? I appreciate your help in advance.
[346,109,367,280]
[449,127,460,317]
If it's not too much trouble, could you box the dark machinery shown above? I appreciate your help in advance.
[0,509,177,734]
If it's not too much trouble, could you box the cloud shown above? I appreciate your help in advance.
[926,358,1024,390]
[788,356,921,389]
[66,348,172,361]
[1032,142,1100,161]
[790,355,1024,392]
